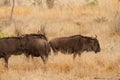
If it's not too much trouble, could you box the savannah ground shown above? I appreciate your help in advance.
[0,0,120,80]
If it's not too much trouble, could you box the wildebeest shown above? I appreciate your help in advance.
[49,35,101,59]
[0,34,50,68]
[21,34,51,63]
[0,37,23,68]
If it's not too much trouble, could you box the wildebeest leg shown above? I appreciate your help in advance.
[25,53,30,62]
[40,56,46,64]
[44,52,49,62]
[73,54,77,60]
[31,55,34,60]
[30,55,34,62]
[4,56,9,68]
[52,48,58,55]
[44,55,48,63]
[78,53,82,57]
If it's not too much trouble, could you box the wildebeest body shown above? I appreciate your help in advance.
[22,34,50,63]
[49,35,101,59]
[49,35,81,53]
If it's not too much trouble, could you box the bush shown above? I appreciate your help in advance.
[88,0,98,5]
[94,16,108,23]
[0,32,5,38]
[46,0,54,9]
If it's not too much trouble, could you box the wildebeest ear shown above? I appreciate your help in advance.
[37,30,40,34]
[95,35,97,38]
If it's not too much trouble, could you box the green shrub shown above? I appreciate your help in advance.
[89,0,98,5]
[0,32,5,38]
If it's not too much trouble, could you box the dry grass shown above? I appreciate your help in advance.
[0,0,120,80]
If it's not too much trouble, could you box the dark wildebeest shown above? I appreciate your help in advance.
[49,35,101,59]
[22,34,51,63]
[0,37,24,68]
[0,34,50,68]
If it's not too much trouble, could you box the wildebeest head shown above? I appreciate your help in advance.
[93,39,101,53]
[80,35,101,53]
[88,37,101,53]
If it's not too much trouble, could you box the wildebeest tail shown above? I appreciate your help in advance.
[49,41,54,52]
[49,41,58,55]
[44,41,51,60]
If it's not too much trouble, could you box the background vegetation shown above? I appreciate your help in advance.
[0,0,120,80]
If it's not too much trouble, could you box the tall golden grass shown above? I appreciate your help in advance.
[0,0,120,80]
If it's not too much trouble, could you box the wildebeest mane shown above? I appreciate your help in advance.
[80,35,96,40]
[21,34,48,40]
